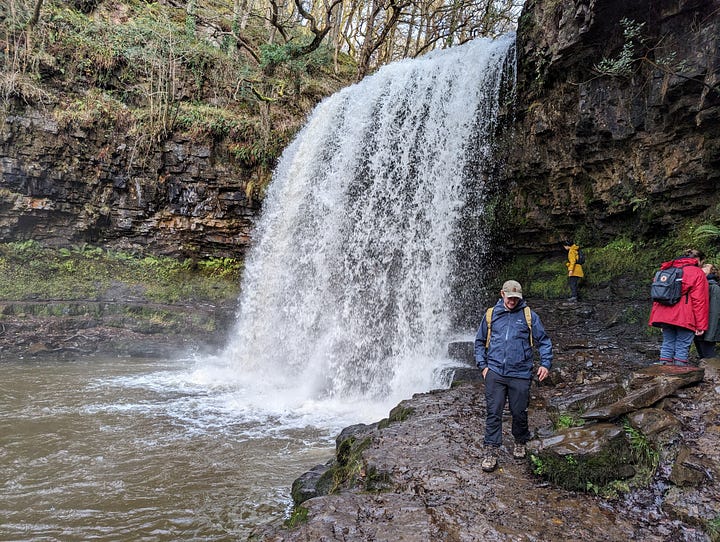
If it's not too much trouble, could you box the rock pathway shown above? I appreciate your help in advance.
[254,300,719,541]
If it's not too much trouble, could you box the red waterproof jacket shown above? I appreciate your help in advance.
[648,257,709,332]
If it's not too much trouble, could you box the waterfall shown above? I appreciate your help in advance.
[219,35,516,405]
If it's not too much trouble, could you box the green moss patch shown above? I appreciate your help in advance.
[530,435,636,493]
[530,420,660,496]
[283,506,309,528]
[0,241,241,304]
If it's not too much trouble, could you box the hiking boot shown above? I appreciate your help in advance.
[512,443,526,459]
[567,296,578,302]
[481,448,498,472]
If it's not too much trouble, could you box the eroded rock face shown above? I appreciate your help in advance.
[502,0,720,250]
[626,407,681,446]
[0,112,259,258]
[3,2,717,262]
[532,422,624,455]
[579,365,705,419]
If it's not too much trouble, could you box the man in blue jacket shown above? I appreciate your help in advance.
[474,280,553,472]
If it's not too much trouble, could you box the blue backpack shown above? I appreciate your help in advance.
[651,266,684,305]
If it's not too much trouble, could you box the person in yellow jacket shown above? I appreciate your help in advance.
[562,240,584,302]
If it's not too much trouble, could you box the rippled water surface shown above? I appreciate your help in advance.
[0,357,350,541]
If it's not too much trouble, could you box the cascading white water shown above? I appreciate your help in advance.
[219,35,515,406]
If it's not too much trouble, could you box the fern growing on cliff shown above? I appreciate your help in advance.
[693,224,720,241]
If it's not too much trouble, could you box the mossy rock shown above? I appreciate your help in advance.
[283,506,309,528]
[531,434,638,492]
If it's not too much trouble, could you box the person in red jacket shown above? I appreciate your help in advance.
[649,249,709,366]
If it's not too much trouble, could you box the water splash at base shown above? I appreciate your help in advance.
[216,35,516,407]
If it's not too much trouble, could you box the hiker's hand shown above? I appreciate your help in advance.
[537,366,549,381]
[695,329,705,336]
[568,270,573,276]
[482,368,488,379]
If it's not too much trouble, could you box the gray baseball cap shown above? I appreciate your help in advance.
[502,280,523,299]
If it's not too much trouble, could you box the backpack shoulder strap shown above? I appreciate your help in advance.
[484,307,493,349]
[523,306,533,347]
[485,306,534,348]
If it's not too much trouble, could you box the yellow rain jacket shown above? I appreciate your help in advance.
[566,244,584,278]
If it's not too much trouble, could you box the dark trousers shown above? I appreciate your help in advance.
[483,370,532,447]
[694,337,717,359]
[568,276,580,299]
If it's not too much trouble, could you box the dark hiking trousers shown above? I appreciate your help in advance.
[568,276,580,299]
[483,369,532,447]
[694,337,717,359]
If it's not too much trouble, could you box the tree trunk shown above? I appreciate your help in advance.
[356,0,380,80]
[27,0,44,28]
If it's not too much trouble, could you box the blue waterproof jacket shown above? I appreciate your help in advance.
[474,298,553,379]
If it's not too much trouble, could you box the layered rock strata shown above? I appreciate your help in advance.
[501,0,720,250]
[0,114,259,258]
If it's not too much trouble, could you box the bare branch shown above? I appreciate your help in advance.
[267,0,290,42]
[27,0,44,28]
[290,0,344,57]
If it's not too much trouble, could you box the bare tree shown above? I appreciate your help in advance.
[355,0,409,79]
[150,0,521,80]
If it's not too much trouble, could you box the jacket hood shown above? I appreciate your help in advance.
[660,257,700,270]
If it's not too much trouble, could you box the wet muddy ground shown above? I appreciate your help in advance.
[0,299,233,360]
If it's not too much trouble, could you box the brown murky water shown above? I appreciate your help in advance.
[0,357,336,540]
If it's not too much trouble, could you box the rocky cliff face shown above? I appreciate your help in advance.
[502,0,720,251]
[0,107,261,258]
[2,1,718,260]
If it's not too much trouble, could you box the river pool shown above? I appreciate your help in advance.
[0,356,396,541]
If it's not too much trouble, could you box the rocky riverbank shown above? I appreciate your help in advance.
[0,298,236,360]
[253,299,720,541]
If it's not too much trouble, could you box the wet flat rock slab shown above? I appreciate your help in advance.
[580,365,705,420]
[256,362,719,541]
[256,385,657,542]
